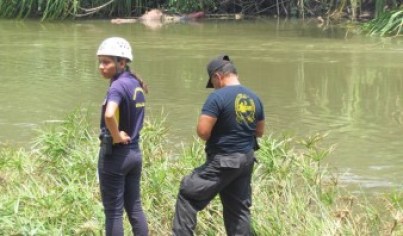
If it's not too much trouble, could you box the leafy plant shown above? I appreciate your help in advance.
[1,109,402,234]
[363,9,403,36]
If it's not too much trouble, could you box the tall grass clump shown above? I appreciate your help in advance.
[1,109,403,235]
[0,108,102,235]
[0,0,213,20]
[362,9,403,37]
[0,0,134,20]
[0,0,76,20]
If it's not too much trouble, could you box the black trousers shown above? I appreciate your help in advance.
[172,151,255,236]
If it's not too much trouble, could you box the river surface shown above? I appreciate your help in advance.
[0,18,402,191]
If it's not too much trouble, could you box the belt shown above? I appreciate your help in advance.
[113,142,139,149]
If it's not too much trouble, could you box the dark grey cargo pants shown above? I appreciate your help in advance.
[172,151,255,236]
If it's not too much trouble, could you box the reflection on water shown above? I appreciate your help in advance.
[0,19,402,191]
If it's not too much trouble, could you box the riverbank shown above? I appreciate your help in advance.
[0,0,397,20]
[0,109,402,234]
[1,0,401,36]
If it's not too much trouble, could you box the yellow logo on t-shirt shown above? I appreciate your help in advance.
[133,87,144,101]
[133,87,145,108]
[235,93,255,124]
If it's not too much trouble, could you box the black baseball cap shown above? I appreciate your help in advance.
[206,55,231,88]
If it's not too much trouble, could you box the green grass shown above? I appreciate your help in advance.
[0,109,402,235]
[362,10,403,37]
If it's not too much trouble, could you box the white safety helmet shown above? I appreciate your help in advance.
[97,37,133,62]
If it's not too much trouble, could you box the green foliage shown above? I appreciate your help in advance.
[0,109,102,235]
[1,109,403,235]
[363,9,403,36]
[0,0,400,27]
[0,0,215,20]
[165,0,215,13]
[0,0,37,18]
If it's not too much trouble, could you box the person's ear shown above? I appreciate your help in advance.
[118,60,126,69]
[215,72,222,81]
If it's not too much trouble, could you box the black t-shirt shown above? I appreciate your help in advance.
[201,85,264,154]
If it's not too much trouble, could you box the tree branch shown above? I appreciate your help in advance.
[72,0,115,17]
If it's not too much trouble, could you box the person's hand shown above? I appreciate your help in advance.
[113,131,131,144]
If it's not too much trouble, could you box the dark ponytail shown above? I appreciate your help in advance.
[132,71,149,94]
[117,57,149,94]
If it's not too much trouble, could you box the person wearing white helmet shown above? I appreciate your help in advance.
[97,37,149,236]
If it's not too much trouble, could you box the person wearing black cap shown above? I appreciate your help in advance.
[172,55,265,235]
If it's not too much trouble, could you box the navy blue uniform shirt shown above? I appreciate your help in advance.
[202,85,264,154]
[100,71,145,145]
